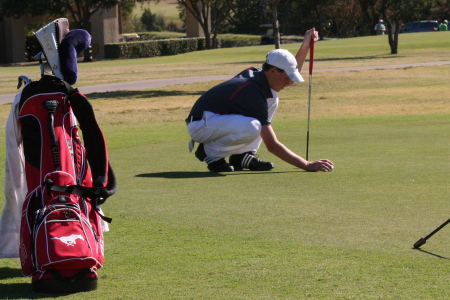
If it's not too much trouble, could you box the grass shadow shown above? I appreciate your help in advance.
[314,55,394,62]
[413,248,449,259]
[0,268,72,299]
[0,62,40,68]
[223,55,406,67]
[0,282,75,298]
[86,90,203,100]
[0,267,23,280]
[0,283,34,299]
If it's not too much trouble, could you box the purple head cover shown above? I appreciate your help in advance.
[59,29,91,85]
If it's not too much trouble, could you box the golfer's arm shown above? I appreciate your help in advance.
[261,125,309,170]
[295,41,310,72]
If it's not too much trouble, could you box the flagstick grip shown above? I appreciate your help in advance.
[309,33,314,76]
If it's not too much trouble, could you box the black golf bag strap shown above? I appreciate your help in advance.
[45,164,116,205]
[68,90,114,190]
[64,83,117,204]
[44,177,114,224]
[62,80,77,95]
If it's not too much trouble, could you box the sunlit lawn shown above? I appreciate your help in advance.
[1,32,450,299]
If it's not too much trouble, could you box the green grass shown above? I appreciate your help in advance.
[2,31,450,95]
[138,0,181,22]
[1,32,450,299]
[0,31,450,94]
[3,115,450,299]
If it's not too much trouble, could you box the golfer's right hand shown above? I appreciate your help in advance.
[305,159,333,172]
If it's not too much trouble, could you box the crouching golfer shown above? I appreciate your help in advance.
[186,28,334,173]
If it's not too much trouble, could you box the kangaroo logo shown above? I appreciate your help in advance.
[52,234,84,246]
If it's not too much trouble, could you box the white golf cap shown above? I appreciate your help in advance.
[379,19,383,23]
[265,49,304,82]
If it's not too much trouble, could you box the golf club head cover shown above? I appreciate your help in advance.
[60,29,91,85]
[35,18,70,80]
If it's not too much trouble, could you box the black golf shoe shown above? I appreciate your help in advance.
[207,158,234,172]
[195,143,207,162]
[229,152,274,171]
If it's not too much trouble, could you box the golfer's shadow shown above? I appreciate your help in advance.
[136,170,303,179]
[136,171,226,179]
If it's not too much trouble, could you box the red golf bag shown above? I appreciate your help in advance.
[18,75,116,293]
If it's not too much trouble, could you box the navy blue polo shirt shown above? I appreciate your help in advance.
[187,68,274,126]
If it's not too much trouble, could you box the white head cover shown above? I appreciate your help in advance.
[35,18,70,80]
[265,49,304,82]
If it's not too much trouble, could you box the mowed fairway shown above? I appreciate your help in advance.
[1,31,450,299]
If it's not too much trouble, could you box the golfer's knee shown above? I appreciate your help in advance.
[242,119,261,141]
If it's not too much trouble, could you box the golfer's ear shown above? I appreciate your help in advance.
[269,67,278,76]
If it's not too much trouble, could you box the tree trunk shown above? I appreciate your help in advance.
[392,24,399,54]
[273,4,280,49]
[388,20,400,54]
[204,32,212,49]
[382,11,399,54]
[273,20,280,49]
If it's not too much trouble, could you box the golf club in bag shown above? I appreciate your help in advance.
[306,30,315,161]
[413,218,450,249]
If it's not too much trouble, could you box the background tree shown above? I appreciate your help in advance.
[176,0,234,49]
[324,0,364,37]
[379,0,402,54]
[0,0,151,61]
[141,8,166,31]
[379,0,434,54]
[121,0,137,30]
[269,0,282,49]
[430,0,450,23]
[226,0,268,35]
[358,0,380,35]
[271,0,330,38]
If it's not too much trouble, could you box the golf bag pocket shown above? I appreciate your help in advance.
[33,202,103,272]
[20,189,103,277]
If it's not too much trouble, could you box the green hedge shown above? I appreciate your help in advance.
[105,37,209,59]
[218,34,261,48]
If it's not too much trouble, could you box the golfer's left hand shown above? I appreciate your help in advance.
[304,28,319,43]
[305,159,333,172]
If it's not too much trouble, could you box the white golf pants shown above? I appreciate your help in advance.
[188,111,261,161]
[187,91,278,162]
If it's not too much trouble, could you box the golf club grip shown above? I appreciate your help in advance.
[309,31,314,75]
